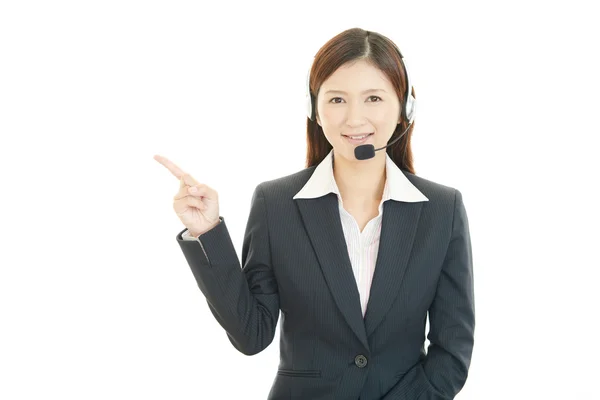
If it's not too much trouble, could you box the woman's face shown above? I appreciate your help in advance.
[316,59,402,163]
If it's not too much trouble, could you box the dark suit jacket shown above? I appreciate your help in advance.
[176,166,475,400]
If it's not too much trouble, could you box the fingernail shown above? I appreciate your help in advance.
[189,187,197,193]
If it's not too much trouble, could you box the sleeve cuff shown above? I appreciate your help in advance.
[181,229,198,241]
[181,218,224,241]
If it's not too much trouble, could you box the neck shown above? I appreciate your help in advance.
[333,151,386,205]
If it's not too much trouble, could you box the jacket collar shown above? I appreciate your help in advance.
[293,149,429,203]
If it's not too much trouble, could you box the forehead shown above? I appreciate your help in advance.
[320,59,393,92]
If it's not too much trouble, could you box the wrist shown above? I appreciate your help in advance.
[190,218,220,238]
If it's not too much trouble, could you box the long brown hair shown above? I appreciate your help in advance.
[306,27,417,174]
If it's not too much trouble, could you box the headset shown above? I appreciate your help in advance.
[306,43,416,126]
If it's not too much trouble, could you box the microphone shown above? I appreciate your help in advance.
[354,121,413,160]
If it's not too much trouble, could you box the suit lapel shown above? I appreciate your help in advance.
[296,193,370,350]
[296,194,424,347]
[364,200,424,337]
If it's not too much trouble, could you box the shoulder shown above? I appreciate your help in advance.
[401,170,463,207]
[253,167,317,201]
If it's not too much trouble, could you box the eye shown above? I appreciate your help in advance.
[328,96,383,103]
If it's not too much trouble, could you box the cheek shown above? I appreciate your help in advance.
[318,108,342,126]
[373,108,398,122]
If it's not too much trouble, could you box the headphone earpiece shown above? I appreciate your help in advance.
[306,67,315,121]
[401,55,416,125]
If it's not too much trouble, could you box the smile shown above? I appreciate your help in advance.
[342,132,374,144]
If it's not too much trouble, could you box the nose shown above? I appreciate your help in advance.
[345,101,367,126]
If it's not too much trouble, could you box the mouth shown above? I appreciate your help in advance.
[342,132,374,145]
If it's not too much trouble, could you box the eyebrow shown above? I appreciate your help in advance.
[324,89,387,95]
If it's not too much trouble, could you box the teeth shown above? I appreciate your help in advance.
[346,133,370,139]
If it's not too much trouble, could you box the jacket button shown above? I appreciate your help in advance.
[354,355,368,368]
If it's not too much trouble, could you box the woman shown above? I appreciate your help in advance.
[154,27,475,400]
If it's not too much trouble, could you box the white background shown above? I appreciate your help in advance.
[1,0,599,399]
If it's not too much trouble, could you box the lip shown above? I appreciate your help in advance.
[342,132,374,145]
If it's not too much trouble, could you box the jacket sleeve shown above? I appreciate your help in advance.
[383,189,475,400]
[176,184,280,355]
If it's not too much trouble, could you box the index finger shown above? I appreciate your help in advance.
[154,154,186,179]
